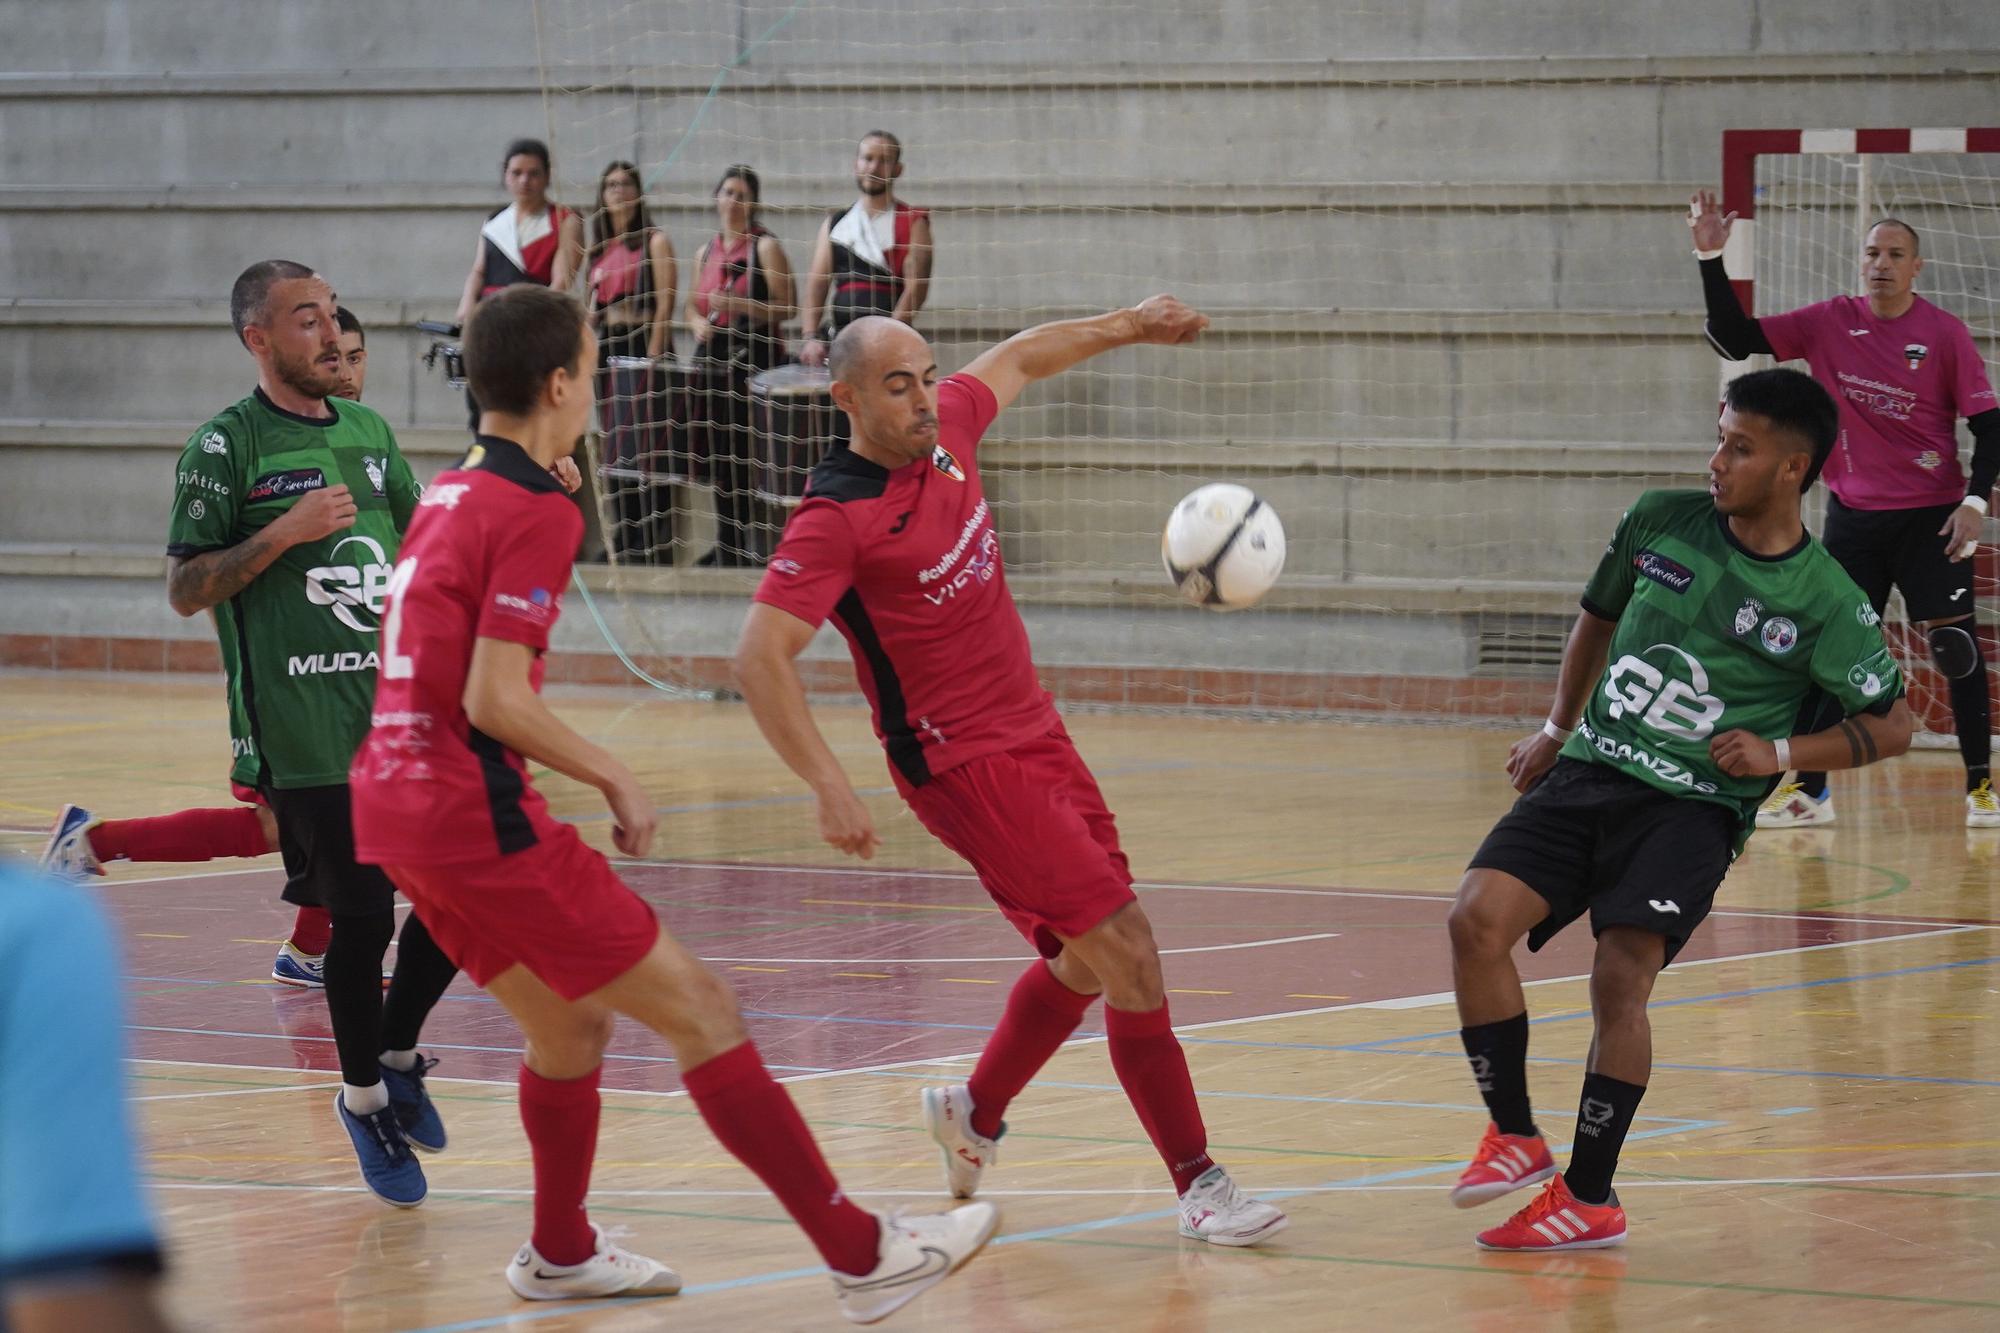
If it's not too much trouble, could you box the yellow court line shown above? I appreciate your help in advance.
[833,972,892,979]
[1288,993,1350,1000]
[802,897,998,913]
[0,721,128,748]
[729,965,789,973]
[942,977,1000,985]
[1168,988,1233,996]
[135,933,190,939]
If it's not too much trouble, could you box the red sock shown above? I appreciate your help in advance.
[967,961,1098,1139]
[1104,1002,1214,1194]
[519,1064,602,1266]
[89,807,270,863]
[681,1041,880,1275]
[288,907,332,956]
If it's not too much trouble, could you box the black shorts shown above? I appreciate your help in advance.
[263,783,397,915]
[1823,496,1977,624]
[1467,758,1738,964]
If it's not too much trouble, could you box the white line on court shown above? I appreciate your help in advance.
[702,931,1340,965]
[134,1082,342,1102]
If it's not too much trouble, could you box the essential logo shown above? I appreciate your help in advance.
[1649,899,1682,915]
[247,468,327,503]
[420,483,470,510]
[201,430,228,455]
[1905,342,1929,371]
[1633,550,1695,594]
[1603,643,1726,740]
[1759,616,1798,655]
[304,534,394,632]
[1733,597,1763,637]
[931,444,964,482]
[187,499,207,520]
[363,456,387,497]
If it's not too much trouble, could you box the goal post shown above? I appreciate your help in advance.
[1718,126,2000,749]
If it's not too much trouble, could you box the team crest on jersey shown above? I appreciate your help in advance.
[931,444,964,482]
[1915,450,1943,472]
[1733,598,1763,637]
[1633,549,1694,594]
[363,456,387,497]
[1905,342,1928,371]
[1759,616,1798,655]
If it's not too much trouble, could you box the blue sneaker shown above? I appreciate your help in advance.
[334,1091,427,1208]
[271,941,326,988]
[39,804,104,878]
[381,1055,446,1153]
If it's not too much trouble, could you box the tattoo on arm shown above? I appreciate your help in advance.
[1835,717,1879,768]
[168,532,285,613]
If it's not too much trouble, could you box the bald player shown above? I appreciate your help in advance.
[735,305,1289,1247]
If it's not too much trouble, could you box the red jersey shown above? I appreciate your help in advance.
[753,375,1058,790]
[350,436,581,865]
[1762,294,1997,510]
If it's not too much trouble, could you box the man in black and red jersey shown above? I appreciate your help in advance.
[734,304,1289,1248]
[797,131,933,369]
[349,285,996,1322]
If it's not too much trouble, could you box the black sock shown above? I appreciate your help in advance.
[1459,1013,1535,1137]
[1947,658,1992,792]
[322,908,395,1087]
[1792,770,1829,799]
[1562,1072,1646,1205]
[381,913,457,1054]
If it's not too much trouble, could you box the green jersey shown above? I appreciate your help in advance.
[167,390,421,789]
[1563,489,1902,837]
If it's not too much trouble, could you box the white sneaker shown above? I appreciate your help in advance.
[1968,781,2000,829]
[1176,1166,1288,1247]
[832,1203,999,1325]
[38,804,104,878]
[1756,783,1835,828]
[921,1085,1000,1199]
[505,1225,683,1301]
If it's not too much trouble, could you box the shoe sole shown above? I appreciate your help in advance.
[1450,1163,1557,1209]
[334,1092,426,1209]
[921,1088,979,1200]
[38,805,102,876]
[1476,1229,1626,1252]
[1178,1211,1289,1247]
[507,1269,683,1301]
[270,970,323,989]
[841,1205,1002,1325]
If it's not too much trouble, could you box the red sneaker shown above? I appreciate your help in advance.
[1450,1123,1556,1208]
[1476,1175,1626,1251]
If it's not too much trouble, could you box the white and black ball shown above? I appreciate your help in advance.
[1161,483,1286,610]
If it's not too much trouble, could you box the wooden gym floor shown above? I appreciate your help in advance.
[1,669,1995,1330]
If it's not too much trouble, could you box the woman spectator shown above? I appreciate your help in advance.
[686,165,794,566]
[587,160,678,563]
[454,138,585,323]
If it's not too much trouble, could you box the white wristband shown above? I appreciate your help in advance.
[1964,495,1989,516]
[1542,719,1575,743]
[1773,738,1792,771]
[1694,247,1725,261]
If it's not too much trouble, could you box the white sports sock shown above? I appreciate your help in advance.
[343,1081,390,1115]
[380,1048,419,1072]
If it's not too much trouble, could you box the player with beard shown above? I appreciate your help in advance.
[155,261,459,1206]
[1445,369,1912,1250]
[42,307,381,990]
[797,131,933,368]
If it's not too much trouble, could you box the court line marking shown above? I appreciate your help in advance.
[700,931,1340,965]
[134,1082,342,1103]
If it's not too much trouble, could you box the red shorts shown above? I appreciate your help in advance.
[907,727,1136,958]
[382,823,660,1000]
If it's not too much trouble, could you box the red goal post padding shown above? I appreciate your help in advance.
[1719,127,2000,741]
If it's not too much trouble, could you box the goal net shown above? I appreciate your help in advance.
[1722,129,2000,748]
[523,3,1991,726]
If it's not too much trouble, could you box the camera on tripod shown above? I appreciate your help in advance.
[415,320,465,388]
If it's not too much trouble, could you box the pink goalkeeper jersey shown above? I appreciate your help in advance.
[1762,294,1997,510]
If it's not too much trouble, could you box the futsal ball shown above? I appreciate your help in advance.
[1161,483,1286,610]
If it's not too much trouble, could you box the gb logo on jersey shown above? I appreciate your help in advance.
[305,534,394,632]
[1603,643,1726,741]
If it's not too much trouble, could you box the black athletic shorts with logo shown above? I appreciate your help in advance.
[263,783,396,915]
[1467,758,1739,964]
[1823,496,1976,623]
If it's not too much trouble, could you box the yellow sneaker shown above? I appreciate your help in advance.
[1968,780,2000,830]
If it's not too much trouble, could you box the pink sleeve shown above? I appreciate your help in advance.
[474,502,582,649]
[1948,318,1998,419]
[1759,300,1826,364]
[937,374,999,463]
[754,500,860,628]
